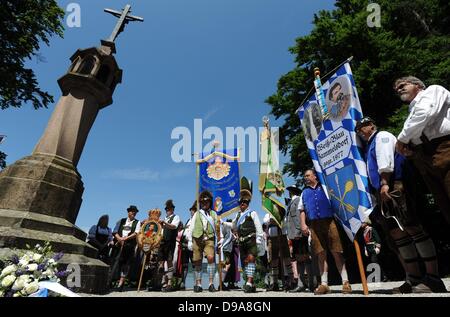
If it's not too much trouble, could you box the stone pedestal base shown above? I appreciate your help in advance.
[0,154,109,294]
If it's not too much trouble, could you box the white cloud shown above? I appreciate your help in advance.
[101,166,191,182]
[102,168,160,181]
[161,166,191,179]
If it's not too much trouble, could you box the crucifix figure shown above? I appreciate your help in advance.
[104,4,144,43]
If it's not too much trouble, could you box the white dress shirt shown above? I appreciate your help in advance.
[373,131,397,174]
[398,85,450,145]
[113,217,141,237]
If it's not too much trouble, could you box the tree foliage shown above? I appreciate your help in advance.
[0,0,64,109]
[0,0,64,168]
[266,0,450,178]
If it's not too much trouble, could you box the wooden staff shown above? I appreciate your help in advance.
[216,218,223,291]
[107,242,123,288]
[137,252,148,292]
[354,239,369,295]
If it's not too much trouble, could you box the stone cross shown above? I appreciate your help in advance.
[104,4,144,43]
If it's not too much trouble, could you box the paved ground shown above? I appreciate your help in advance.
[80,278,450,297]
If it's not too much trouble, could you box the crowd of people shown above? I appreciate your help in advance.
[85,76,449,294]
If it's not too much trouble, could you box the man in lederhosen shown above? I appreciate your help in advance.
[187,191,219,293]
[158,199,181,292]
[112,205,141,291]
[232,179,263,293]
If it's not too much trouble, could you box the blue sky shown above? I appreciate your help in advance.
[0,0,335,233]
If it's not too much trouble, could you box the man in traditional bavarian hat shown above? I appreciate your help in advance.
[112,205,141,291]
[187,191,219,292]
[158,199,181,292]
[231,177,264,293]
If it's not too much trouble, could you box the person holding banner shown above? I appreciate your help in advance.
[299,169,352,295]
[355,117,447,293]
[157,199,180,292]
[231,184,264,293]
[394,76,450,225]
[187,190,219,293]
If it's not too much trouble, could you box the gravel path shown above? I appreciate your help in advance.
[79,278,450,297]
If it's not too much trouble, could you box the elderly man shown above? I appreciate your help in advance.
[394,76,450,224]
[355,117,447,293]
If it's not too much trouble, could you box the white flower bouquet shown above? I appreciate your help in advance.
[0,242,70,297]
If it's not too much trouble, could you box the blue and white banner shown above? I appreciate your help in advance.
[297,62,374,240]
[197,148,240,218]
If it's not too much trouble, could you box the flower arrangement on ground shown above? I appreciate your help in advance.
[0,242,69,297]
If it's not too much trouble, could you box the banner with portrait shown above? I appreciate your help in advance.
[297,62,374,240]
[196,148,240,218]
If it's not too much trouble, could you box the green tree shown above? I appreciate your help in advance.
[0,0,65,168]
[266,0,450,178]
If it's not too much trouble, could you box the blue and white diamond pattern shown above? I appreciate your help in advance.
[297,63,374,240]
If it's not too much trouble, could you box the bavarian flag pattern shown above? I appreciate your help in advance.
[297,62,373,240]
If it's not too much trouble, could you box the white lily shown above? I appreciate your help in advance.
[27,264,38,272]
[0,264,17,278]
[12,274,31,291]
[32,253,43,262]
[24,281,39,295]
[1,274,17,288]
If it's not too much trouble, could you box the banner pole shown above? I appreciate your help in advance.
[353,239,369,295]
[216,218,223,291]
[137,253,147,292]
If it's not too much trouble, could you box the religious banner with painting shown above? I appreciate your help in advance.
[196,148,240,218]
[296,61,374,240]
[138,209,163,254]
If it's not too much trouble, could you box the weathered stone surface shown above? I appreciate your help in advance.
[0,39,123,294]
[0,209,86,241]
[0,154,83,223]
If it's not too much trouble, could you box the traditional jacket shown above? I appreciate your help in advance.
[189,209,218,240]
[300,184,333,221]
[284,195,302,240]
